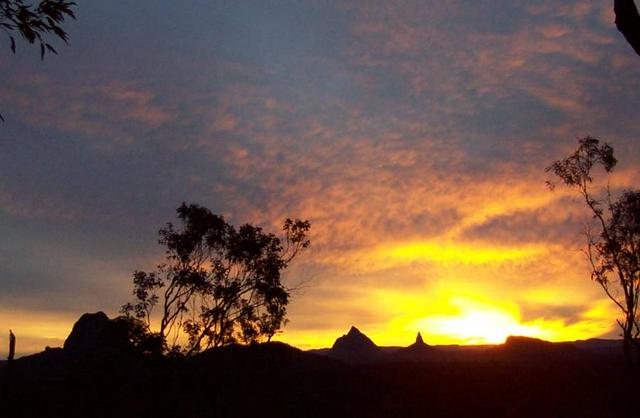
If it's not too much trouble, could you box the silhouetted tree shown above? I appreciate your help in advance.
[615,0,640,56]
[122,203,310,356]
[547,137,640,365]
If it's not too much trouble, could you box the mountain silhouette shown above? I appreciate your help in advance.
[64,312,131,357]
[502,335,576,352]
[409,332,428,348]
[0,313,636,418]
[491,335,583,363]
[329,326,381,363]
[392,332,435,362]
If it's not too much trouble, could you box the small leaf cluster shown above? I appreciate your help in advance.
[1,0,76,59]
[546,137,617,191]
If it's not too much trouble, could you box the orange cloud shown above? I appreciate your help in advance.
[0,75,172,145]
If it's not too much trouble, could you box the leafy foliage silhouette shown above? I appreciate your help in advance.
[547,137,640,365]
[1,0,75,58]
[122,203,310,356]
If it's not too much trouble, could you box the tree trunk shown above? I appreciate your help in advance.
[615,0,640,56]
[621,319,639,369]
[8,329,15,364]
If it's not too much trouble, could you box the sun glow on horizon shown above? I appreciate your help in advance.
[408,296,616,345]
[278,286,617,349]
[410,297,548,345]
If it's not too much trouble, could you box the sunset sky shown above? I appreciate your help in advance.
[2,0,640,356]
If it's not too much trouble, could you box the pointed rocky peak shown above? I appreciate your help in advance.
[392,331,433,361]
[347,326,366,338]
[406,331,430,350]
[329,326,379,362]
[332,326,377,349]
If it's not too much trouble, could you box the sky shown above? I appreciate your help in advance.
[1,0,640,355]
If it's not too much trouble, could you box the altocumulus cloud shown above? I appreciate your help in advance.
[1,0,639,351]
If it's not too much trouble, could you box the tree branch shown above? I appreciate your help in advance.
[615,0,640,56]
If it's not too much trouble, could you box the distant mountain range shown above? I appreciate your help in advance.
[309,325,624,364]
[0,315,625,365]
[0,314,633,418]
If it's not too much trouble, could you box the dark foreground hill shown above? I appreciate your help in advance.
[1,314,638,418]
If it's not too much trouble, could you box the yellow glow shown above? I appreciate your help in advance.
[412,297,544,344]
[0,310,72,339]
[406,293,616,345]
[379,241,545,265]
[0,309,74,356]
[285,286,617,348]
[275,329,351,350]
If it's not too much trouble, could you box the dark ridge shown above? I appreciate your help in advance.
[0,313,636,418]
[502,335,576,351]
[490,335,585,363]
[573,338,624,357]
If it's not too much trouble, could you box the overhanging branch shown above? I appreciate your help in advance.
[615,0,640,56]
